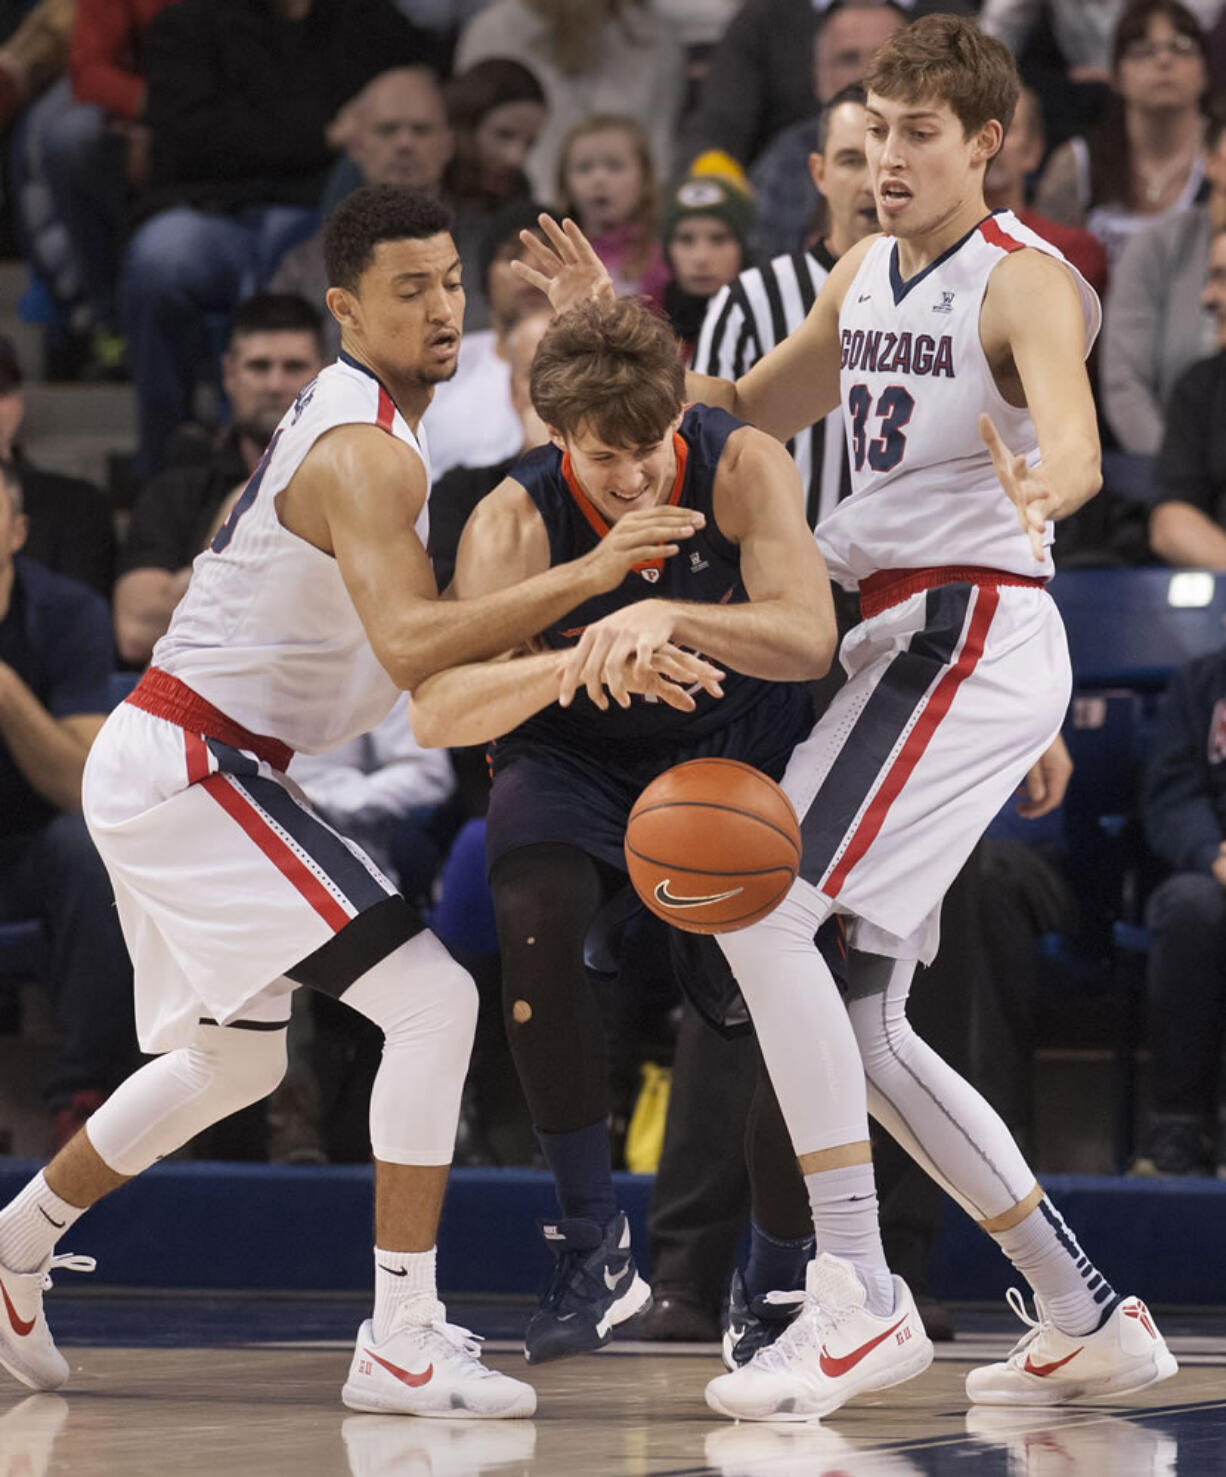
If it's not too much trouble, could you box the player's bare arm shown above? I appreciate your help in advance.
[411,479,722,741]
[979,249,1101,559]
[558,427,836,711]
[686,240,876,441]
[279,427,703,691]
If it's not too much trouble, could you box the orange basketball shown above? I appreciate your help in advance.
[625,758,802,934]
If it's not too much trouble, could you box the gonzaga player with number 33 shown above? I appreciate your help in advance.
[516,12,1178,1424]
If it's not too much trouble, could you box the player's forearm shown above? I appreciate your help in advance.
[1039,435,1102,520]
[667,599,834,682]
[1149,502,1226,570]
[409,650,565,747]
[0,669,90,812]
[390,559,603,690]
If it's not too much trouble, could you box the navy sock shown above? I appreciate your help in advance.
[743,1219,814,1300]
[536,1120,617,1225]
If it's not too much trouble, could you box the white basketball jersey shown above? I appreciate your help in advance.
[154,354,431,754]
[818,210,1101,590]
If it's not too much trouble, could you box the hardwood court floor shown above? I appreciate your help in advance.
[2,1337,1224,1476]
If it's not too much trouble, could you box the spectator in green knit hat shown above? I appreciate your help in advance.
[660,159,755,362]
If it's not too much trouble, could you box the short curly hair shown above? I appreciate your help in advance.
[323,185,455,292]
[530,297,684,446]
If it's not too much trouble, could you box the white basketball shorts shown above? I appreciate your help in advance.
[780,574,1071,963]
[83,671,404,1054]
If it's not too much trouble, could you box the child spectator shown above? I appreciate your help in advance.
[555,114,668,302]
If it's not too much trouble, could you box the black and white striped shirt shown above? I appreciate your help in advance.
[694,243,852,530]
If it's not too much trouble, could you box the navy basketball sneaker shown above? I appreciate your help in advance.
[523,1211,651,1364]
[721,1268,806,1370]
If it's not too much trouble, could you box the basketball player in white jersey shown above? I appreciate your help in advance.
[515,15,1177,1422]
[0,186,714,1417]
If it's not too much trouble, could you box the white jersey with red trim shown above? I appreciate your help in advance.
[818,209,1101,590]
[153,354,431,754]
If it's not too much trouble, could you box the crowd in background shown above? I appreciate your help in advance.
[3,0,1226,1333]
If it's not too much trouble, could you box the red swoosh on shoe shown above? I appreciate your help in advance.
[819,1313,909,1378]
[0,1279,34,1337]
[1024,1347,1082,1377]
[365,1348,433,1387]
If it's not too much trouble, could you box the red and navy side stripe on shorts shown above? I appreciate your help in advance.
[185,735,392,931]
[798,583,999,895]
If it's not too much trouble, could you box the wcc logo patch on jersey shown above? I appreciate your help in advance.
[1208,697,1226,764]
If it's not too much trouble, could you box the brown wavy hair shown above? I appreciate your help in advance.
[530,296,684,445]
[865,13,1020,139]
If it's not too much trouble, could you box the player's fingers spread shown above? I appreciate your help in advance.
[509,260,551,294]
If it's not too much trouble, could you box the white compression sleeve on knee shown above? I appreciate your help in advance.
[340,930,477,1166]
[846,956,1035,1222]
[718,881,870,1156]
[86,1022,288,1177]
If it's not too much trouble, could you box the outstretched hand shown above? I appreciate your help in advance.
[510,214,615,315]
[979,413,1052,564]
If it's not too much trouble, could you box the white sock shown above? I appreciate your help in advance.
[372,1246,439,1341]
[0,1172,85,1273]
[804,1162,895,1317]
[994,1199,1120,1337]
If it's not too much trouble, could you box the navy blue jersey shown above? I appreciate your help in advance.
[494,402,812,759]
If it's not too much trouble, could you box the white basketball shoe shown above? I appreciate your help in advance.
[0,1253,95,1391]
[704,1252,933,1422]
[966,1288,1178,1406]
[342,1302,536,1419]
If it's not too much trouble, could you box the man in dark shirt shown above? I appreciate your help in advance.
[1135,646,1226,1176]
[114,293,325,667]
[118,0,440,480]
[1151,224,1226,568]
[0,460,137,1147]
[0,337,114,597]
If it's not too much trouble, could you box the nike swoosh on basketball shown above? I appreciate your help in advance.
[1024,1347,1083,1377]
[365,1348,433,1387]
[818,1314,908,1378]
[0,1279,35,1337]
[654,880,744,909]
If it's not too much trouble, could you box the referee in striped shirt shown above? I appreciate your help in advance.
[694,84,880,531]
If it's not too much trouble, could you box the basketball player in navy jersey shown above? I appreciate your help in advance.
[410,294,837,1363]
[515,15,1176,1422]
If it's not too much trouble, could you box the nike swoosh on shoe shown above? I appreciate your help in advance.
[365,1349,433,1387]
[0,1280,35,1338]
[818,1314,909,1378]
[1024,1347,1083,1377]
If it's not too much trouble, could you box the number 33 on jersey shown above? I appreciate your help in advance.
[819,210,1101,591]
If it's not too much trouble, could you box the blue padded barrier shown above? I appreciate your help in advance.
[0,1162,1221,1305]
